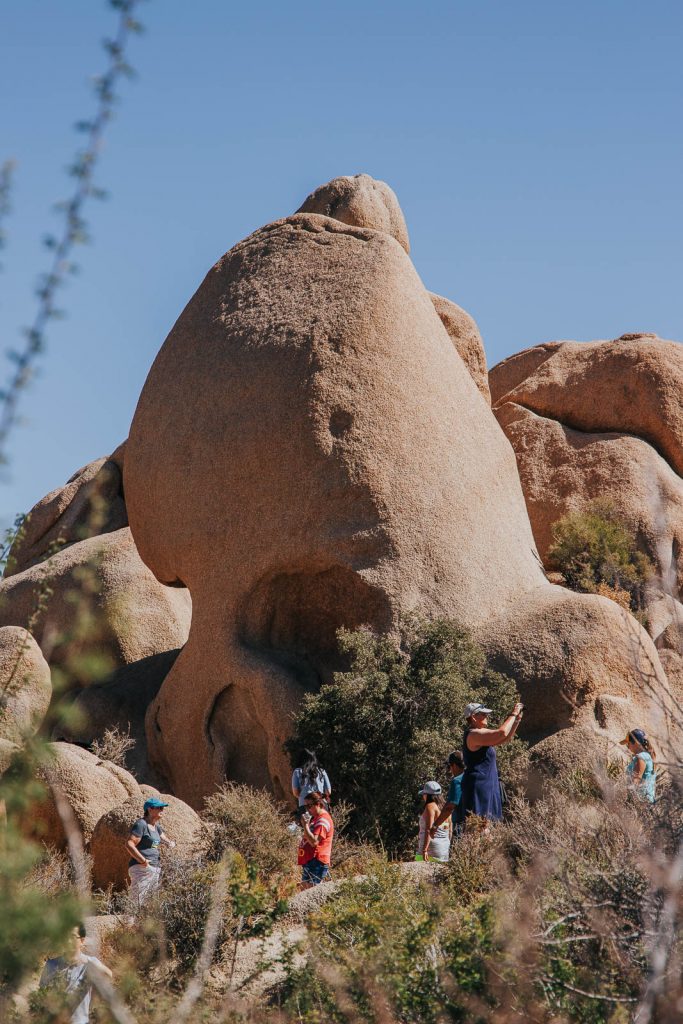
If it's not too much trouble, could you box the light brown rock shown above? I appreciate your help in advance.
[297,173,410,253]
[490,335,683,651]
[429,293,490,403]
[490,334,683,477]
[6,449,127,578]
[89,786,200,890]
[28,741,140,849]
[124,189,674,809]
[63,649,181,786]
[0,528,191,690]
[0,626,52,743]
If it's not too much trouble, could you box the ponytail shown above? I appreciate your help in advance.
[642,737,657,763]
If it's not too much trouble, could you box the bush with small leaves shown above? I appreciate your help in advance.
[548,500,653,613]
[287,618,526,854]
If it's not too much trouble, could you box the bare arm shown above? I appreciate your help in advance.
[125,835,149,866]
[432,802,456,832]
[303,819,320,849]
[420,804,438,856]
[467,704,524,750]
[631,755,646,782]
[89,959,113,981]
[160,833,176,848]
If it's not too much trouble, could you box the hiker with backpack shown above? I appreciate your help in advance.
[291,748,332,815]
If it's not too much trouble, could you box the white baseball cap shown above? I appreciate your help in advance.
[417,781,442,796]
[464,702,493,720]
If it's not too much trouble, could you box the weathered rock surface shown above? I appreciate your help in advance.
[124,179,673,808]
[63,649,182,785]
[0,626,52,743]
[28,742,140,849]
[89,785,200,890]
[6,449,128,578]
[490,334,683,650]
[297,173,410,253]
[429,293,490,402]
[489,334,683,478]
[0,528,191,689]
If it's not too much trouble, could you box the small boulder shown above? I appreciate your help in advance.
[5,450,127,578]
[0,528,191,690]
[28,741,140,849]
[0,626,52,744]
[430,292,490,402]
[297,173,410,253]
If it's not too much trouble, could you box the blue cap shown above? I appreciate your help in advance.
[143,797,169,810]
[621,728,647,746]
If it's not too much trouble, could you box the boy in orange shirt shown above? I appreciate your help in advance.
[299,791,334,888]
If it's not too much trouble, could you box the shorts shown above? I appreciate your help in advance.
[301,858,330,885]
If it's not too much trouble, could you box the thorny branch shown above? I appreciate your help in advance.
[0,0,146,466]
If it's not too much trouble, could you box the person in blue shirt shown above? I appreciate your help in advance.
[430,751,465,838]
[620,728,657,803]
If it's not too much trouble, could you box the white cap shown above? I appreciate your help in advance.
[417,781,442,796]
[464,702,493,720]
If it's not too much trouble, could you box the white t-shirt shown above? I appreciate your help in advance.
[40,954,104,1024]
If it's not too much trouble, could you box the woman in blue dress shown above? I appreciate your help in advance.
[620,728,657,803]
[459,700,524,826]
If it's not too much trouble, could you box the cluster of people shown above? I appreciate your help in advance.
[37,711,659,1022]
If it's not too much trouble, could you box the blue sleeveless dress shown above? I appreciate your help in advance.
[460,727,503,822]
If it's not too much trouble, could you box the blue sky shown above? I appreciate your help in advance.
[1,0,681,524]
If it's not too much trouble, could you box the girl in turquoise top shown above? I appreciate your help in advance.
[620,728,656,803]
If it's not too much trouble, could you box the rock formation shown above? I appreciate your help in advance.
[122,178,674,808]
[6,451,127,578]
[0,626,52,744]
[429,293,490,403]
[297,173,410,253]
[27,741,140,849]
[0,525,191,690]
[490,334,683,651]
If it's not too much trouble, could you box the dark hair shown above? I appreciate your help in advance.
[423,793,444,809]
[448,751,465,771]
[629,731,657,763]
[77,923,86,939]
[304,790,324,808]
[299,749,324,788]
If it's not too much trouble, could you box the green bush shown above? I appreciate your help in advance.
[287,618,524,855]
[547,500,653,613]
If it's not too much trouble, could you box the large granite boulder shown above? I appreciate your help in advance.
[27,741,140,849]
[0,527,191,689]
[5,449,127,579]
[124,178,673,808]
[0,626,52,743]
[490,334,683,650]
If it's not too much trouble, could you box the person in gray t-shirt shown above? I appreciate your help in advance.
[126,797,176,908]
[39,923,112,1023]
[291,749,332,808]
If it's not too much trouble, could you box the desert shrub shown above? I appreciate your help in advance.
[288,618,524,854]
[202,782,298,891]
[90,724,135,769]
[23,846,92,898]
[135,851,288,979]
[547,500,653,612]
